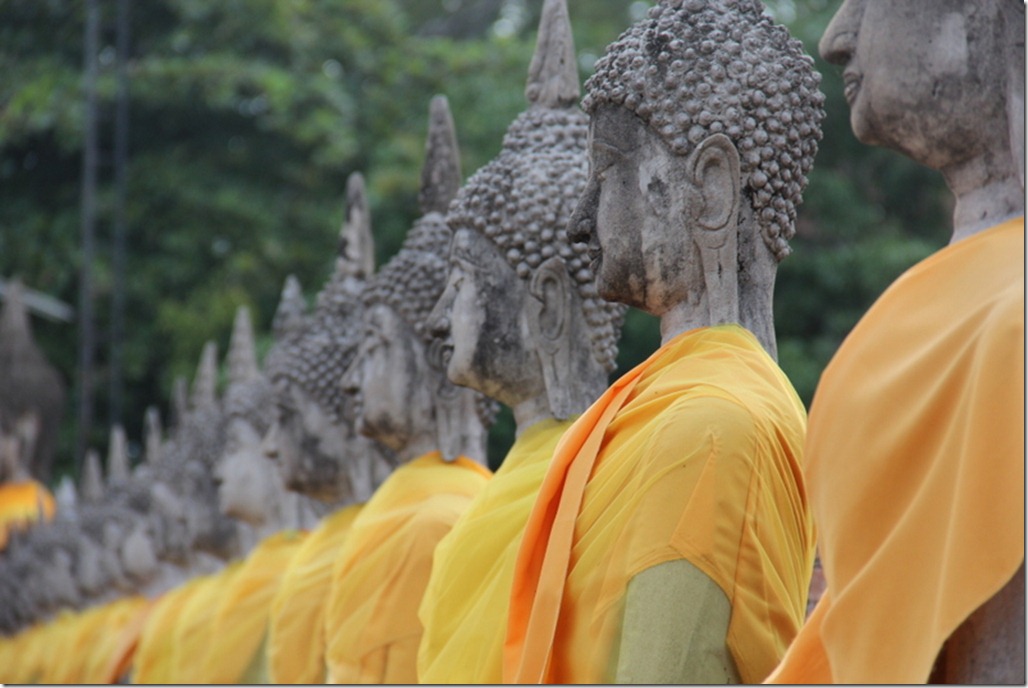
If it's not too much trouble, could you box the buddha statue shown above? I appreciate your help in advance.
[503,0,824,682]
[262,174,393,506]
[418,1,625,682]
[216,306,315,538]
[324,95,493,684]
[0,410,55,549]
[767,2,1024,684]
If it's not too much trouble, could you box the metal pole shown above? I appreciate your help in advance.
[110,0,131,427]
[76,0,100,476]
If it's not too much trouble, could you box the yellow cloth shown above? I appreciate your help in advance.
[132,574,208,684]
[766,217,1025,684]
[93,595,155,683]
[34,608,80,684]
[0,621,44,683]
[268,504,363,684]
[201,530,306,683]
[171,563,242,683]
[418,417,575,683]
[507,324,814,684]
[0,479,55,549]
[324,453,491,684]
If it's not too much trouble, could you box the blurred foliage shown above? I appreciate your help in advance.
[0,0,948,479]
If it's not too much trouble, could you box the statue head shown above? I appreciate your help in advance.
[263,179,392,503]
[819,0,1024,236]
[216,306,295,525]
[430,0,625,424]
[344,97,495,463]
[570,0,823,355]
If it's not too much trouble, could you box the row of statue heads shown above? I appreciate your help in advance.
[0,0,832,634]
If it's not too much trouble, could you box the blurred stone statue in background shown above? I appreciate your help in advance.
[504,0,824,682]
[327,94,492,684]
[419,0,624,682]
[768,1,1024,683]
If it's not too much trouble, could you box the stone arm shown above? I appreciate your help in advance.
[613,560,739,683]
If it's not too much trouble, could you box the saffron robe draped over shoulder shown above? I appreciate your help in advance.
[268,503,363,684]
[172,562,243,683]
[200,529,306,683]
[418,418,575,683]
[132,573,209,684]
[766,217,1025,684]
[506,324,814,684]
[323,452,491,684]
[0,479,55,549]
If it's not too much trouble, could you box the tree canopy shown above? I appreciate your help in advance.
[0,0,948,477]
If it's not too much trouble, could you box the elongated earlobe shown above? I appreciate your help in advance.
[529,257,576,419]
[692,133,740,234]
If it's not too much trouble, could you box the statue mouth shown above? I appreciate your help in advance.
[842,71,861,106]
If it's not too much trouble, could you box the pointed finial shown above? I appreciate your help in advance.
[272,275,307,339]
[80,448,104,503]
[337,173,376,281]
[171,376,189,429]
[189,341,218,411]
[0,279,31,342]
[144,406,163,465]
[419,95,463,215]
[525,0,580,108]
[227,306,259,386]
[55,475,77,516]
[107,424,130,481]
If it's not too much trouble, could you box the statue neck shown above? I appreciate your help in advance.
[396,431,439,464]
[944,153,1024,244]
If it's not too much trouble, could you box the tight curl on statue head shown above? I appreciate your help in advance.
[362,213,500,429]
[446,107,626,373]
[582,0,824,261]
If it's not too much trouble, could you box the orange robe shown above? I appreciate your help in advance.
[132,573,209,683]
[172,562,243,683]
[92,595,155,683]
[268,504,363,684]
[766,217,1025,684]
[506,324,814,684]
[418,418,575,683]
[200,530,306,683]
[323,453,491,684]
[0,479,55,549]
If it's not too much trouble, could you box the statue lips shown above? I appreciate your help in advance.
[842,69,862,106]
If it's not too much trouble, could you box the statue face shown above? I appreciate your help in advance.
[217,417,278,524]
[120,521,159,582]
[570,105,704,316]
[263,381,351,503]
[819,0,1007,169]
[343,304,434,453]
[431,229,543,408]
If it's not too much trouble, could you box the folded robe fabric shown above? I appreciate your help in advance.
[200,529,306,683]
[268,503,363,684]
[92,594,156,683]
[418,417,575,683]
[323,453,491,684]
[506,324,813,684]
[0,479,55,549]
[172,562,243,683]
[766,217,1025,684]
[132,572,210,683]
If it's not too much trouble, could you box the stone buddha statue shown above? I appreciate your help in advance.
[502,0,824,683]
[262,174,393,506]
[216,306,315,538]
[766,2,1024,684]
[324,96,493,685]
[418,1,625,682]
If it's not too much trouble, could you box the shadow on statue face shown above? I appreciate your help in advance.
[262,381,351,503]
[217,417,278,525]
[342,304,434,454]
[429,229,544,409]
[569,105,705,317]
[819,0,1008,170]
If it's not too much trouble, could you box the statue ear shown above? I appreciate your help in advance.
[691,133,740,235]
[529,257,576,419]
[690,134,741,326]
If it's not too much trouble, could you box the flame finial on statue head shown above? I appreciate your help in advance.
[189,341,218,412]
[272,275,306,340]
[525,0,580,109]
[338,173,376,281]
[144,406,163,465]
[227,306,259,386]
[107,424,130,482]
[419,95,463,216]
[80,448,104,503]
